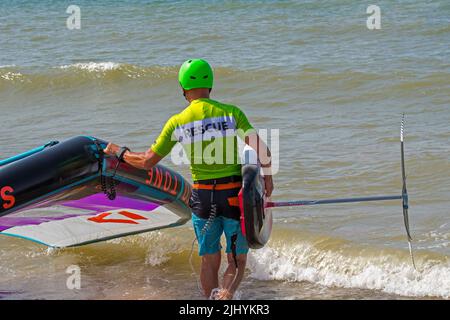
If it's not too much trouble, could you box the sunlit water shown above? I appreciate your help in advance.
[0,0,449,299]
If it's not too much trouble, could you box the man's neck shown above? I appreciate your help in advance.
[185,89,211,103]
[188,96,209,103]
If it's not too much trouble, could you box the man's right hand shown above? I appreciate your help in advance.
[103,143,120,156]
[264,175,274,197]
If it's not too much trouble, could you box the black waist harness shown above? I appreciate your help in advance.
[193,175,242,185]
[190,175,242,221]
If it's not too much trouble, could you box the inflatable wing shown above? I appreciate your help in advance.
[0,136,192,247]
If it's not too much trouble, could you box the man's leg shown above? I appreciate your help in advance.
[200,252,221,297]
[218,216,249,300]
[191,212,223,298]
[221,253,247,298]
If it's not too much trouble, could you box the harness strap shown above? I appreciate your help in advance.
[193,182,242,190]
[230,234,238,268]
[227,196,239,207]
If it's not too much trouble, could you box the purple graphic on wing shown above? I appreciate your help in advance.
[0,194,160,232]
[0,215,85,232]
[62,193,159,212]
[0,214,87,232]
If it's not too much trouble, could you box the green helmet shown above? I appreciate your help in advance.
[178,59,214,90]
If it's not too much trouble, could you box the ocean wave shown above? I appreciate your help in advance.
[0,71,24,82]
[0,62,179,92]
[247,236,450,299]
[1,62,447,89]
[59,62,122,72]
[0,62,382,82]
[100,226,450,298]
[3,224,449,299]
[417,228,450,251]
[1,63,448,108]
[0,62,280,94]
[107,230,187,266]
[57,62,179,79]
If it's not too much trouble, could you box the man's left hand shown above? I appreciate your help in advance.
[103,143,121,156]
[264,175,274,197]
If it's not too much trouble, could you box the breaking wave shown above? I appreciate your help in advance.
[99,227,450,299]
[247,234,450,299]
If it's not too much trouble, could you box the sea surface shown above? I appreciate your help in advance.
[0,0,449,300]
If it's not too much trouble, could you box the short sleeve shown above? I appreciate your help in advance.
[233,106,256,139]
[150,115,178,157]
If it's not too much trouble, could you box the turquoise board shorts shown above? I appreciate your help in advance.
[192,213,249,256]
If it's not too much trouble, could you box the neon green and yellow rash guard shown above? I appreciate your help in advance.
[151,98,256,181]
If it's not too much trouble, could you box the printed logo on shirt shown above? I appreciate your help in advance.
[174,116,237,144]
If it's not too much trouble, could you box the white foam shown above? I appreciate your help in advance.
[144,232,184,266]
[247,243,450,298]
[417,229,450,250]
[0,72,23,81]
[59,62,122,72]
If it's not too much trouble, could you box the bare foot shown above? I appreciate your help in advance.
[215,288,233,300]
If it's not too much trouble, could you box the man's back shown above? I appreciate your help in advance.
[151,98,255,181]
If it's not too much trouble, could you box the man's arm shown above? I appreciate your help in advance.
[244,133,274,197]
[103,114,176,170]
[103,143,162,171]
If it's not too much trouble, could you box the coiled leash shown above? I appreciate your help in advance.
[201,179,218,235]
[93,140,129,201]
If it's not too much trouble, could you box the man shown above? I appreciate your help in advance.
[104,59,273,300]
